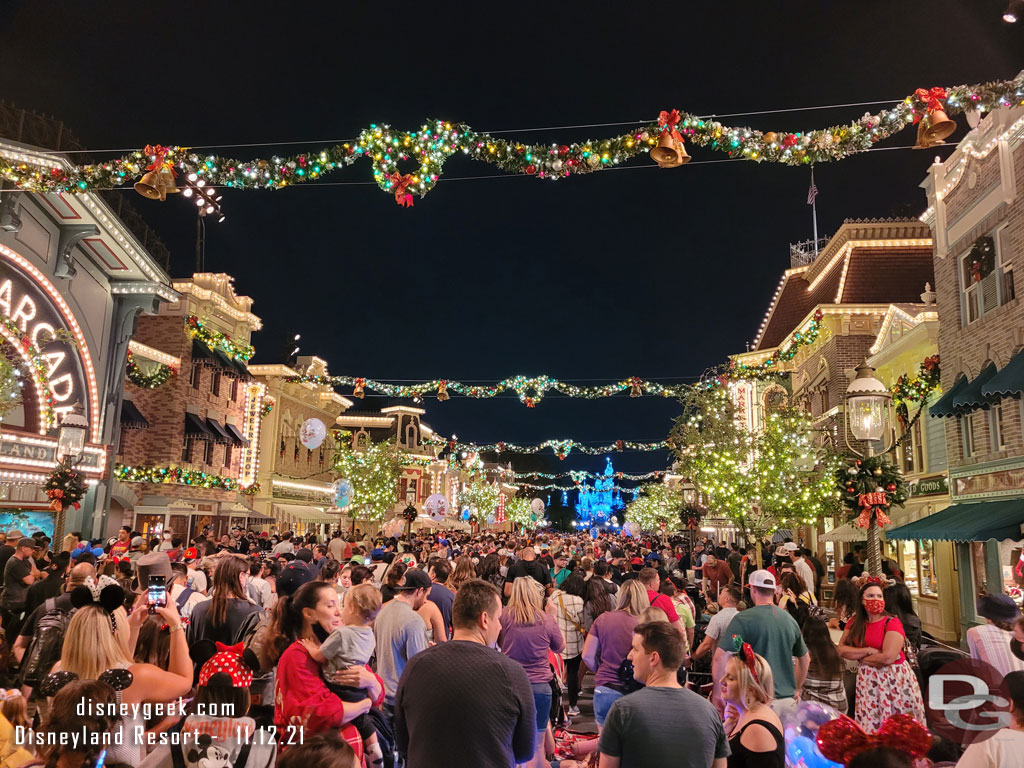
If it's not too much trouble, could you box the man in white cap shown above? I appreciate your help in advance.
[711,569,808,719]
[782,542,815,594]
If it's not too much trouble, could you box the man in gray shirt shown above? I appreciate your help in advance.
[374,567,431,706]
[599,621,728,768]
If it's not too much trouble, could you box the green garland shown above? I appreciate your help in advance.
[3,77,1021,205]
[892,355,941,429]
[125,351,172,388]
[724,310,825,381]
[241,482,260,497]
[427,436,668,460]
[185,315,254,363]
[0,316,59,428]
[835,455,908,527]
[115,463,240,491]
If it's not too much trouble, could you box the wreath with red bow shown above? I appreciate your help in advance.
[45,458,87,513]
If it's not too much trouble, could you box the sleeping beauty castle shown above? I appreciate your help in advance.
[575,458,627,525]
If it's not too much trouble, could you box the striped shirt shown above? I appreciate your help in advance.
[967,624,1024,678]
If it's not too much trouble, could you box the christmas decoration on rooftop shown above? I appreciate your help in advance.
[4,76,1021,205]
[723,310,825,381]
[184,315,254,362]
[115,463,242,491]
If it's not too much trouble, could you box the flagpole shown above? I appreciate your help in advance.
[811,166,819,256]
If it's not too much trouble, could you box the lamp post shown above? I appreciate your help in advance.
[843,363,895,577]
[54,402,88,543]
[681,482,697,551]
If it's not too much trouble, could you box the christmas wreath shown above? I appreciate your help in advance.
[680,505,704,530]
[125,352,173,389]
[402,505,418,523]
[835,455,908,529]
[241,482,260,497]
[46,458,87,512]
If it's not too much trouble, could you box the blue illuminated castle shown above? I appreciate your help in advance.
[576,458,626,523]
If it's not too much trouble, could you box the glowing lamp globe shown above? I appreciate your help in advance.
[845,363,891,442]
[57,402,88,461]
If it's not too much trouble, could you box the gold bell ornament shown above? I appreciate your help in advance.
[649,133,690,168]
[913,109,956,149]
[134,171,165,200]
[157,165,179,195]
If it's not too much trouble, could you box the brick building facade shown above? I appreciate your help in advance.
[116,273,263,541]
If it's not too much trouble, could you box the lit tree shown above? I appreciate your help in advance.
[505,496,534,529]
[334,438,403,523]
[458,480,500,522]
[671,381,840,562]
[625,482,682,535]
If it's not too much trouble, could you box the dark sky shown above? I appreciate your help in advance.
[3,1,1022,485]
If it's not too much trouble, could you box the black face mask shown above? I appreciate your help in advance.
[1012,638,1024,662]
[312,623,330,643]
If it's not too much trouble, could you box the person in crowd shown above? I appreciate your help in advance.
[166,562,205,618]
[1,537,42,637]
[33,679,121,768]
[694,586,741,661]
[51,581,192,763]
[547,571,586,717]
[415,576,447,644]
[884,581,921,651]
[713,570,809,719]
[107,526,131,559]
[336,564,353,603]
[967,592,1024,677]
[583,580,651,730]
[133,613,172,670]
[593,559,618,593]
[702,552,735,602]
[954,669,1024,768]
[659,577,695,649]
[800,616,847,714]
[427,560,454,638]
[599,621,729,768]
[501,577,563,767]
[269,580,384,760]
[447,555,477,593]
[550,549,571,588]
[272,531,296,557]
[327,531,350,563]
[367,549,389,586]
[477,552,506,593]
[278,732,359,768]
[720,641,783,768]
[247,560,274,609]
[374,567,431,707]
[838,579,925,732]
[636,567,683,635]
[349,564,373,586]
[829,578,858,630]
[381,561,407,603]
[777,571,818,627]
[319,558,341,588]
[301,583,385,767]
[187,555,262,647]
[23,551,70,619]
[504,544,552,598]
[395,579,535,768]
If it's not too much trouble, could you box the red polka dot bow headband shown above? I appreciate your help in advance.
[198,642,254,689]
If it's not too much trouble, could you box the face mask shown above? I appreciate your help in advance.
[863,598,886,615]
[163,534,171,540]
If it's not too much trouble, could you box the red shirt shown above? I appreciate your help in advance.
[863,615,906,664]
[646,589,679,624]
[274,642,385,755]
[109,540,130,557]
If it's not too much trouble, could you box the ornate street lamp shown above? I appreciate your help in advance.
[681,481,698,550]
[843,363,895,576]
[57,402,88,464]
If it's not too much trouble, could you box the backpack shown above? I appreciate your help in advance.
[20,599,75,687]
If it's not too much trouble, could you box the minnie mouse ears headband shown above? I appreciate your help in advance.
[731,634,759,683]
[70,575,125,634]
[817,713,931,766]
[38,668,133,698]
[190,640,259,689]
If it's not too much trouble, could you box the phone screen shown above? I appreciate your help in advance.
[363,557,371,565]
[148,575,167,614]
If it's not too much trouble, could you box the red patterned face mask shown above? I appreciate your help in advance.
[863,598,886,615]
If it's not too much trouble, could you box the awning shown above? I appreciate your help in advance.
[246,510,274,521]
[771,529,794,543]
[225,422,249,446]
[819,522,871,543]
[192,339,218,367]
[230,357,251,379]
[184,412,214,439]
[886,498,1024,542]
[951,362,999,413]
[982,349,1024,399]
[212,349,237,374]
[120,399,149,429]
[930,374,969,418]
[207,418,232,444]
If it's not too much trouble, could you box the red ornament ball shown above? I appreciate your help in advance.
[558,145,570,156]
[525,165,536,175]
[846,486,855,493]
[855,459,862,466]
[886,482,897,491]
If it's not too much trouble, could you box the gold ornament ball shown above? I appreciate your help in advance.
[763,131,778,144]
[873,467,884,476]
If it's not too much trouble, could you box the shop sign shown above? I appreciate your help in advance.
[954,465,1024,500]
[0,435,102,470]
[910,475,949,497]
[272,484,332,503]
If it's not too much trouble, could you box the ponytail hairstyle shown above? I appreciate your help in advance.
[266,581,333,663]
[209,556,249,626]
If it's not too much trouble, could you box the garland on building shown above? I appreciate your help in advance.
[45,458,87,512]
[260,399,274,418]
[835,455,909,529]
[292,373,689,407]
[184,315,254,362]
[892,355,941,431]
[115,463,241,491]
[4,77,1021,205]
[425,435,669,459]
[0,316,63,428]
[241,482,260,496]
[723,310,824,381]
[125,351,173,388]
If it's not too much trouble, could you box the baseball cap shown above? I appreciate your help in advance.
[276,561,315,597]
[395,568,432,591]
[646,552,661,562]
[182,547,198,561]
[774,546,790,558]
[630,556,644,566]
[370,548,386,560]
[16,537,35,549]
[131,536,145,549]
[748,570,777,589]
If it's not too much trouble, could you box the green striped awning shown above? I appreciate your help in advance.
[886,499,1024,542]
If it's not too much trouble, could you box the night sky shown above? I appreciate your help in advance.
[2,1,1022,486]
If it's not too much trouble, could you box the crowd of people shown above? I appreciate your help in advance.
[0,524,1021,768]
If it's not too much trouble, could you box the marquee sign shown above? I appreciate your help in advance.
[0,245,98,439]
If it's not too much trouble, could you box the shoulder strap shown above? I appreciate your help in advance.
[45,597,56,613]
[234,738,253,768]
[558,593,586,637]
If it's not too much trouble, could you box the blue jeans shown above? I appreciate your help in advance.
[593,686,623,727]
[531,682,552,732]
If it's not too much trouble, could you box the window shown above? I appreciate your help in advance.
[961,234,1013,325]
[211,371,221,397]
[962,413,976,458]
[190,364,201,389]
[224,443,233,470]
[230,378,238,401]
[181,438,194,463]
[991,402,1007,451]
[204,440,214,465]
[900,418,924,474]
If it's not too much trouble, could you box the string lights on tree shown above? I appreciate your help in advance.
[333,438,403,522]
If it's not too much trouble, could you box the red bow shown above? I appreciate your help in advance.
[856,491,892,529]
[923,354,939,372]
[389,172,415,207]
[657,109,684,143]
[216,641,244,655]
[143,144,176,176]
[817,713,931,766]
[913,87,948,123]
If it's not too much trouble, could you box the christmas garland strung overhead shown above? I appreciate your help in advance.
[517,480,642,494]
[125,351,173,389]
[427,436,670,459]
[722,310,825,381]
[510,469,668,482]
[294,373,689,406]
[3,77,1021,206]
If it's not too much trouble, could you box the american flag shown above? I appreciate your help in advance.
[807,180,819,205]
